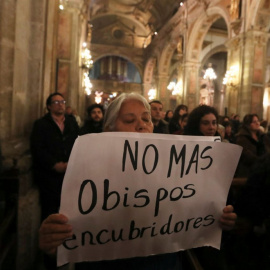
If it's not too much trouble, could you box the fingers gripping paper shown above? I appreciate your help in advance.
[58,133,242,266]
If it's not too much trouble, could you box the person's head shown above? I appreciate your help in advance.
[179,113,189,130]
[223,121,232,135]
[149,100,163,124]
[176,104,188,116]
[218,124,225,140]
[65,106,73,115]
[184,105,219,136]
[46,93,66,116]
[242,114,260,133]
[164,110,173,122]
[87,104,104,123]
[222,116,230,123]
[233,114,240,121]
[171,104,188,123]
[104,93,153,133]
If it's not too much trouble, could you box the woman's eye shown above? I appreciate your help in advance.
[143,118,150,122]
[124,119,134,124]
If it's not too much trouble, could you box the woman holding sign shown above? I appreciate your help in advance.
[39,93,237,270]
[183,104,238,269]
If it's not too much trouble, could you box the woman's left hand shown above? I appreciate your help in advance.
[219,205,237,230]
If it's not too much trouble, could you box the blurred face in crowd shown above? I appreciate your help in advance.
[249,116,260,132]
[114,99,153,133]
[199,113,217,136]
[65,106,73,115]
[179,108,187,116]
[150,102,163,123]
[90,108,103,122]
[225,125,232,135]
[179,116,188,130]
[166,111,173,119]
[48,94,66,116]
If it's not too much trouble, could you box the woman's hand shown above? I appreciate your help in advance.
[39,214,73,255]
[219,205,237,231]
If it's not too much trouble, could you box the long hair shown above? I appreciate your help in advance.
[184,105,219,136]
[241,114,259,128]
[171,104,188,122]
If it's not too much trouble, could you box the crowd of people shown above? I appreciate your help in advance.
[30,92,270,269]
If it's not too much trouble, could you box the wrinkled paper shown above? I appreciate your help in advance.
[58,133,242,266]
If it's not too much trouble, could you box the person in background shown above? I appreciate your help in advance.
[30,92,79,270]
[234,152,270,269]
[149,100,169,134]
[221,116,230,125]
[218,124,227,142]
[231,114,241,134]
[183,105,219,137]
[164,109,173,122]
[65,105,73,116]
[183,104,238,269]
[169,104,188,134]
[173,113,188,135]
[72,108,82,128]
[260,119,268,133]
[235,113,270,178]
[65,106,82,127]
[39,93,237,270]
[223,121,236,143]
[79,104,104,135]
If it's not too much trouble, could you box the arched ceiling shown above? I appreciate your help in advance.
[87,0,183,47]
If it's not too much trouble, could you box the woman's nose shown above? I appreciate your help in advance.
[136,119,146,130]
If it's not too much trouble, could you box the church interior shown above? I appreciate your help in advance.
[0,0,270,269]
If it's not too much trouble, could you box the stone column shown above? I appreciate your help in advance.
[108,56,113,76]
[182,61,201,111]
[227,30,268,118]
[156,75,169,109]
[123,60,128,79]
[100,58,105,76]
[117,57,122,79]
[224,37,241,116]
[248,31,268,117]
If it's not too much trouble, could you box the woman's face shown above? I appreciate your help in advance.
[167,111,173,119]
[179,108,187,116]
[199,113,217,136]
[249,116,260,132]
[179,116,188,129]
[114,99,154,133]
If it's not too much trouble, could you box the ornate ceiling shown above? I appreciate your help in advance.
[87,0,184,48]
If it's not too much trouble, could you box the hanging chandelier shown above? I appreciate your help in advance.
[59,0,68,10]
[223,65,238,86]
[83,72,92,96]
[148,88,157,100]
[203,63,217,80]
[81,42,93,70]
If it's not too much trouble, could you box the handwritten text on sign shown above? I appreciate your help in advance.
[58,133,242,266]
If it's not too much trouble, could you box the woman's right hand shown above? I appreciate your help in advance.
[39,214,73,255]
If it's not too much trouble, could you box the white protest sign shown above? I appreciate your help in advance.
[58,133,242,266]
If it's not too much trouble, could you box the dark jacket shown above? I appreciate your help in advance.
[79,120,103,135]
[168,119,180,134]
[235,153,270,225]
[235,127,270,177]
[153,119,169,134]
[30,113,79,216]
